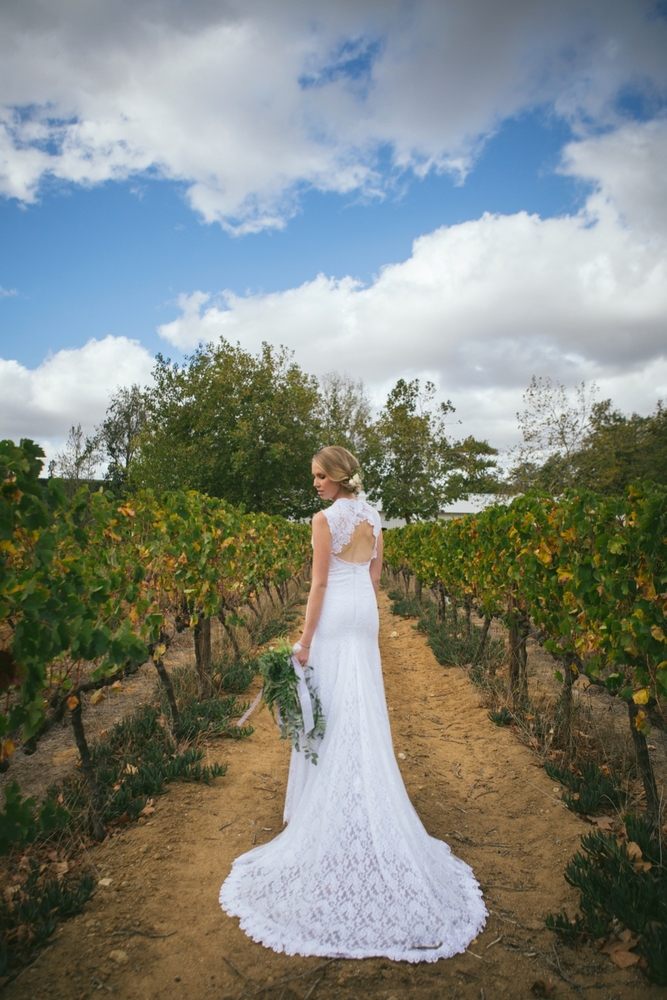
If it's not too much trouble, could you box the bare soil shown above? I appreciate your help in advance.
[5,592,659,1000]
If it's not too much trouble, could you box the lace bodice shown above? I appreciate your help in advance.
[321,497,381,560]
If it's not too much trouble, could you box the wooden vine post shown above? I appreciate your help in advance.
[194,615,212,696]
[628,699,660,827]
[70,699,106,842]
[507,592,529,709]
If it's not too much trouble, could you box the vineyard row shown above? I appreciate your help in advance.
[1,439,310,838]
[383,483,667,824]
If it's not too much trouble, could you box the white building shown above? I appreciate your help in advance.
[367,493,512,529]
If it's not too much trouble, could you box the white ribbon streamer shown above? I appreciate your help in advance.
[290,655,315,735]
[235,688,263,728]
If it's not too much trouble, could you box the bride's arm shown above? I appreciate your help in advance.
[294,512,330,665]
[370,528,383,595]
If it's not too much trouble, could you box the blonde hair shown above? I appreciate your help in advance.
[313,446,362,494]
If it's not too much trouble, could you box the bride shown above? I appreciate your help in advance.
[219,446,486,961]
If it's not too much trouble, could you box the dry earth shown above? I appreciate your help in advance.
[5,593,659,1000]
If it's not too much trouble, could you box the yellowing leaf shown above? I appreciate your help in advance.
[66,695,80,711]
[1,739,15,760]
[604,940,641,968]
[588,815,614,831]
[632,688,649,705]
[626,841,652,872]
[90,689,106,706]
[650,625,666,642]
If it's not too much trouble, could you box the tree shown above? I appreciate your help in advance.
[97,384,149,493]
[645,401,667,483]
[364,379,453,522]
[573,399,667,493]
[509,376,598,493]
[130,340,321,519]
[317,372,372,457]
[444,435,502,498]
[48,424,101,484]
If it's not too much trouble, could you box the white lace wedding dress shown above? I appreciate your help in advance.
[219,497,487,961]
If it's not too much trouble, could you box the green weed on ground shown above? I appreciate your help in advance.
[0,680,253,981]
[546,817,666,983]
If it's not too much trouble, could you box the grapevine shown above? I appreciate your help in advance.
[0,439,311,840]
[384,484,667,824]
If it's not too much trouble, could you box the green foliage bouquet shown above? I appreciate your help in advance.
[257,640,325,763]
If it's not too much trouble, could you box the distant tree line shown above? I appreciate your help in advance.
[509,376,667,496]
[48,341,667,521]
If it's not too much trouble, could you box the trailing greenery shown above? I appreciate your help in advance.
[545,761,627,816]
[257,640,325,763]
[546,822,667,983]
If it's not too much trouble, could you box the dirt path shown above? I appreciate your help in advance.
[7,594,656,1000]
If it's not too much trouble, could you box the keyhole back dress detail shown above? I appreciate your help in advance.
[219,496,487,962]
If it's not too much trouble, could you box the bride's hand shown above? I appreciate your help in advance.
[293,642,310,667]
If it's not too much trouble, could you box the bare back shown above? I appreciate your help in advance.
[336,519,376,563]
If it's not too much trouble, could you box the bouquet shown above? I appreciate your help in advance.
[257,640,325,763]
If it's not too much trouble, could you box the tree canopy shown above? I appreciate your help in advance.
[52,341,667,520]
[130,341,321,519]
[317,371,372,457]
[365,380,442,522]
[509,377,667,495]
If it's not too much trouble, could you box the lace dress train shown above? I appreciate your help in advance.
[219,498,487,961]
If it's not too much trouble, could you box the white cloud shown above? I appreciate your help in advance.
[0,1,665,231]
[560,118,667,236]
[0,336,155,466]
[158,120,667,446]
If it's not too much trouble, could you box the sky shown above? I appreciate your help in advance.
[1,0,666,465]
